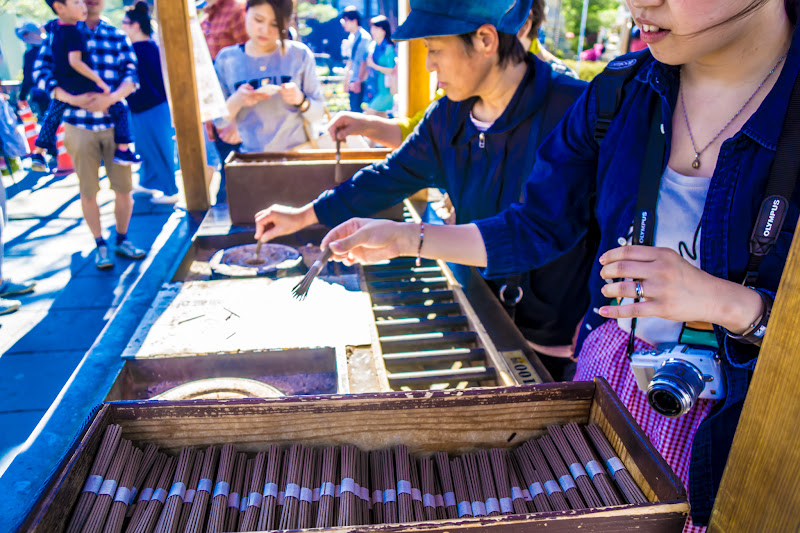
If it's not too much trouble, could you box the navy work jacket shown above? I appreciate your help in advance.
[315,53,590,347]
[475,27,800,525]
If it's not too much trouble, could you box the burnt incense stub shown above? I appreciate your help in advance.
[209,243,303,278]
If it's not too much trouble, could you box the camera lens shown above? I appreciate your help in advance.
[646,358,706,417]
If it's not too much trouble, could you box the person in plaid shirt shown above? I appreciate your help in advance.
[33,0,148,270]
[200,0,248,60]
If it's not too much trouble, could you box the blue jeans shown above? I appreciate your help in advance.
[130,102,178,196]
[349,90,364,113]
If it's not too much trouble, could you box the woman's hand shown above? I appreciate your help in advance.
[321,218,417,265]
[233,83,271,108]
[279,82,304,106]
[598,245,764,334]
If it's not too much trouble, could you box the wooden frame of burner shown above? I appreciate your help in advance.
[23,379,689,533]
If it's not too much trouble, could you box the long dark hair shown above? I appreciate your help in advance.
[246,0,293,49]
[125,0,152,37]
[787,0,799,24]
[370,15,393,46]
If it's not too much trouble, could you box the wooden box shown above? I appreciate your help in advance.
[225,149,392,225]
[23,379,689,532]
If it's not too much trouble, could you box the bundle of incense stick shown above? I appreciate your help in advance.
[548,425,604,508]
[449,457,472,519]
[315,446,339,528]
[126,444,159,520]
[297,447,316,529]
[276,449,289,523]
[562,423,622,507]
[68,424,123,533]
[394,445,413,523]
[419,458,437,521]
[432,473,447,520]
[381,449,398,524]
[434,452,458,519]
[153,446,194,533]
[207,444,235,533]
[224,453,247,532]
[522,440,570,511]
[359,449,372,524]
[408,453,424,522]
[539,434,586,510]
[585,424,647,504]
[102,445,142,533]
[130,455,176,533]
[504,450,531,514]
[462,454,486,517]
[311,447,322,522]
[514,443,560,512]
[126,452,167,531]
[184,446,219,533]
[256,444,281,530]
[336,445,358,526]
[177,450,204,533]
[476,450,501,517]
[489,448,516,515]
[237,450,265,532]
[237,460,253,532]
[83,439,131,533]
[369,451,384,525]
[278,444,304,530]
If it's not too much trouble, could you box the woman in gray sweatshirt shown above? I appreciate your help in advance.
[213,0,325,153]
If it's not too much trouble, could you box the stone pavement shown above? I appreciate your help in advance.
[0,166,179,460]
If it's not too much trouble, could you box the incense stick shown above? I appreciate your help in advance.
[126,444,158,520]
[449,457,472,519]
[488,449,515,515]
[68,424,123,533]
[585,424,647,504]
[434,452,458,519]
[315,445,339,528]
[102,444,142,533]
[237,459,253,532]
[562,423,623,507]
[129,455,176,533]
[83,439,131,533]
[125,452,167,533]
[408,453,424,522]
[224,452,247,533]
[237,450,265,532]
[206,444,235,533]
[279,444,304,530]
[548,425,604,508]
[154,446,194,533]
[505,450,531,515]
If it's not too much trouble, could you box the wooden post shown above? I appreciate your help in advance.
[156,0,210,212]
[709,231,800,531]
[397,0,432,118]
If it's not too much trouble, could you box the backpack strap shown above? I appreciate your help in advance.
[594,49,652,145]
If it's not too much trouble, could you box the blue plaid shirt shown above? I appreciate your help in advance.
[33,19,138,131]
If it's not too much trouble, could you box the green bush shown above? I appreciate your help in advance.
[562,59,608,81]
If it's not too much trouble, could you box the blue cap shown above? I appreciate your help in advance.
[393,0,533,41]
[15,22,44,45]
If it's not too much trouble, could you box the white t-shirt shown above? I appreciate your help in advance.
[617,166,712,346]
[469,113,493,132]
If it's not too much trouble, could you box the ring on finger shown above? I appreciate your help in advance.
[634,280,645,300]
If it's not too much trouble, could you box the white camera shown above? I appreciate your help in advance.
[629,344,726,417]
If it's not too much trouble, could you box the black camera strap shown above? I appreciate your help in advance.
[625,68,800,357]
[626,98,666,356]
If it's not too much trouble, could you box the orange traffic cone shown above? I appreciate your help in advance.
[55,123,74,176]
[18,102,39,151]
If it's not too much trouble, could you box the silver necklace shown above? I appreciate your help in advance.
[680,52,787,170]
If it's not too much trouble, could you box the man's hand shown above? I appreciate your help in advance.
[83,92,119,113]
[349,80,362,94]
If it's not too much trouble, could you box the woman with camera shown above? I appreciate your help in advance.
[213,0,325,153]
[320,0,800,531]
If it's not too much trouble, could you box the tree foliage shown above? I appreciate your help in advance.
[558,0,619,50]
[7,0,127,27]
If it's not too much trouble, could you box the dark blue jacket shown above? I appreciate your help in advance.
[315,53,590,347]
[475,27,800,525]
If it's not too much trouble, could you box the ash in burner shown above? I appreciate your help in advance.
[209,243,302,278]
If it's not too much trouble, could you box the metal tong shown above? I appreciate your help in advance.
[334,138,342,183]
[291,247,334,300]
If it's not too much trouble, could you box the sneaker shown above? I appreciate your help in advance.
[30,153,48,173]
[113,149,141,166]
[0,279,36,298]
[0,298,21,316]
[95,245,114,270]
[150,193,180,205]
[132,184,159,196]
[116,240,146,260]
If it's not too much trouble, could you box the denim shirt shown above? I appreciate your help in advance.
[474,28,800,523]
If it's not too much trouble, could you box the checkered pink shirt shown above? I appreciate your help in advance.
[201,0,248,60]
[574,320,714,533]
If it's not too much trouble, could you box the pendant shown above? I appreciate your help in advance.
[692,156,701,169]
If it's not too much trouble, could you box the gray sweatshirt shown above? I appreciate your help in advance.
[213,40,325,153]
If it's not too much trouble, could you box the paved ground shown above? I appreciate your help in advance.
[0,165,181,460]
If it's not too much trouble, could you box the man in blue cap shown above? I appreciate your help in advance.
[15,22,50,118]
[253,0,592,379]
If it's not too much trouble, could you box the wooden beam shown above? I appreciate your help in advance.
[709,231,800,531]
[398,0,432,118]
[156,0,210,212]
